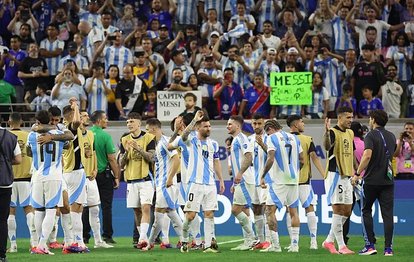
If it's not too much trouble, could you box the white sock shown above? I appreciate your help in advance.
[190,215,201,245]
[48,215,59,243]
[149,212,165,244]
[341,215,348,225]
[286,213,292,242]
[264,216,271,242]
[307,212,317,240]
[71,212,85,246]
[61,213,73,245]
[167,210,183,241]
[332,214,345,249]
[34,210,45,244]
[254,215,265,242]
[182,217,191,243]
[139,223,149,241]
[204,217,214,248]
[137,226,141,234]
[326,228,335,243]
[270,230,280,247]
[161,215,170,244]
[291,227,300,247]
[7,215,16,246]
[26,212,38,247]
[38,209,56,248]
[235,212,254,241]
[89,206,103,243]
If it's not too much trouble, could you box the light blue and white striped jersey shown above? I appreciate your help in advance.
[386,46,413,82]
[104,46,133,77]
[79,11,103,28]
[197,67,223,99]
[86,27,105,63]
[220,56,246,89]
[149,52,165,87]
[170,131,197,184]
[258,61,280,86]
[155,135,178,188]
[30,95,52,112]
[279,105,301,116]
[40,38,65,76]
[185,136,220,185]
[227,14,256,37]
[332,16,355,51]
[256,0,280,32]
[102,25,119,37]
[307,87,329,114]
[225,0,254,16]
[166,62,194,85]
[230,132,254,184]
[314,58,341,97]
[266,131,302,185]
[202,0,225,23]
[27,130,65,182]
[175,0,199,25]
[242,52,259,88]
[59,54,89,73]
[85,78,109,115]
[249,133,269,186]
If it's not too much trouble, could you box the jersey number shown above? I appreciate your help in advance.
[338,185,343,194]
[188,193,194,202]
[285,144,292,164]
[40,142,56,162]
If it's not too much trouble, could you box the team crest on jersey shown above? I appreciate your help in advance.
[243,143,248,149]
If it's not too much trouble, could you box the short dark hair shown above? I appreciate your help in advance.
[90,110,106,124]
[48,106,61,117]
[36,110,51,125]
[405,121,414,127]
[200,115,210,123]
[146,118,161,128]
[127,112,142,120]
[369,110,388,127]
[9,112,22,123]
[62,105,73,116]
[286,115,302,127]
[182,113,195,126]
[337,106,354,115]
[361,85,373,91]
[264,119,282,131]
[224,67,234,73]
[147,87,157,94]
[263,20,273,26]
[184,92,197,102]
[365,26,377,33]
[252,113,265,120]
[351,121,364,139]
[230,115,244,126]
[10,35,21,42]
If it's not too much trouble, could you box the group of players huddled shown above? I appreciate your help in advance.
[8,102,362,255]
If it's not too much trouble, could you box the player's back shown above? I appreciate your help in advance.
[155,135,177,187]
[230,132,254,184]
[249,133,268,186]
[11,129,32,180]
[267,131,302,185]
[27,129,65,181]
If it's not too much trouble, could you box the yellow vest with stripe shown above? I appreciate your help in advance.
[121,132,155,180]
[77,128,96,177]
[11,130,32,179]
[330,128,354,177]
[298,134,313,184]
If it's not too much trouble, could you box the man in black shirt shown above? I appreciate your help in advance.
[354,109,396,256]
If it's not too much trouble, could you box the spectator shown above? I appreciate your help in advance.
[200,0,225,24]
[59,42,89,76]
[79,0,102,28]
[378,64,403,118]
[238,72,274,118]
[142,87,157,120]
[85,62,112,115]
[358,86,384,118]
[78,20,104,64]
[407,78,414,118]
[50,6,71,42]
[308,0,334,45]
[256,20,281,50]
[17,23,35,52]
[277,62,302,118]
[149,0,176,37]
[342,49,357,86]
[132,47,157,88]
[0,35,26,104]
[335,84,357,116]
[115,65,149,118]
[141,37,165,89]
[254,48,280,86]
[51,68,87,111]
[187,74,200,91]
[200,9,224,40]
[275,9,304,40]
[26,83,52,112]
[165,47,194,85]
[394,122,414,180]
[180,92,201,116]
[7,7,39,40]
[106,64,121,120]
[227,1,256,42]
[0,0,15,46]
[17,43,49,101]
[175,0,199,30]
[100,11,119,38]
[0,68,16,121]
[166,68,191,91]
[115,4,137,38]
[153,24,171,54]
[332,6,356,57]
[31,0,60,42]
[0,124,21,262]
[213,67,244,120]
[90,110,120,244]
[306,71,329,119]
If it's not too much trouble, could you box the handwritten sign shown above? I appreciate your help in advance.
[269,72,313,105]
[157,91,202,121]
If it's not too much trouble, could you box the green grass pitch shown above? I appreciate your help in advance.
[6,236,413,262]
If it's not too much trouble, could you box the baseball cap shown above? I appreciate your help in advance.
[171,48,184,57]
[204,53,214,60]
[160,24,168,30]
[361,44,375,51]
[88,0,98,4]
[67,42,77,51]
[287,47,298,54]
[210,31,220,38]
[268,48,276,54]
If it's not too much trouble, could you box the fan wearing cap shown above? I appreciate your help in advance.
[133,46,157,88]
[59,41,89,76]
[254,48,280,86]
[153,24,171,54]
[78,0,103,28]
[279,47,305,72]
[201,9,224,40]
[165,47,194,85]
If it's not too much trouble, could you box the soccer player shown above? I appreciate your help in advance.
[179,111,225,253]
[260,119,303,253]
[287,115,325,250]
[227,115,257,251]
[146,118,183,249]
[7,113,38,252]
[120,113,156,250]
[322,107,355,255]
[248,113,271,249]
[27,110,68,255]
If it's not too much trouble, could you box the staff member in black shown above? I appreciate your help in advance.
[0,127,22,262]
[353,109,396,256]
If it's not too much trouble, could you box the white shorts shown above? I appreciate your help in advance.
[126,181,154,208]
[63,169,87,205]
[184,183,218,212]
[30,180,62,209]
[155,186,178,209]
[233,182,255,207]
[265,184,299,209]
[176,182,187,206]
[252,186,267,205]
[325,171,353,205]
[299,184,317,208]
[85,178,101,206]
[11,181,31,207]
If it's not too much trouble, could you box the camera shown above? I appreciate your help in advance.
[107,35,117,41]
[21,9,30,21]
[134,51,145,57]
[402,131,411,138]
